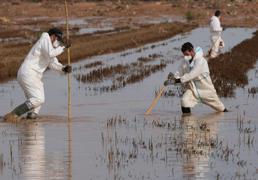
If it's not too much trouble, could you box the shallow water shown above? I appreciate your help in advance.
[52,16,185,35]
[0,27,258,180]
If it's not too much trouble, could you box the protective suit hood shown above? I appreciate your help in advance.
[193,47,204,61]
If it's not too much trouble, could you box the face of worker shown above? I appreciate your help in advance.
[183,49,195,61]
[50,35,60,48]
[50,35,57,44]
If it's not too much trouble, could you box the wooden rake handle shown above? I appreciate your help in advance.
[145,86,165,115]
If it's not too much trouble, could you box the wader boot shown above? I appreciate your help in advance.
[3,102,31,123]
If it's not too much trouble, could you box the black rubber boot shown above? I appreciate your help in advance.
[27,112,38,120]
[223,108,228,112]
[181,107,191,114]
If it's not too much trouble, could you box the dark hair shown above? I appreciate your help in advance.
[181,42,194,53]
[215,10,221,17]
[48,28,63,41]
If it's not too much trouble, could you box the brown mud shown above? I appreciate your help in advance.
[83,61,103,69]
[1,1,258,27]
[0,22,195,82]
[1,0,258,83]
[0,115,90,124]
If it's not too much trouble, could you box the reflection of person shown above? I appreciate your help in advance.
[181,113,222,179]
[4,28,72,121]
[209,10,225,58]
[19,124,46,180]
[164,42,227,114]
[18,123,68,180]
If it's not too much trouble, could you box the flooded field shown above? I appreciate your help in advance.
[0,15,184,45]
[0,27,258,180]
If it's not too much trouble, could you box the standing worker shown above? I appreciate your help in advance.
[209,10,224,58]
[164,42,227,114]
[4,28,72,122]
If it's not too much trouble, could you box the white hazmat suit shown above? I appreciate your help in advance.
[209,15,224,58]
[174,47,225,112]
[17,32,65,114]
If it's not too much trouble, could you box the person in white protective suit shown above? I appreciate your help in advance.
[208,10,225,58]
[164,42,227,114]
[4,28,72,121]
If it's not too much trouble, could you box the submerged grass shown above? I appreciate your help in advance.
[75,60,167,92]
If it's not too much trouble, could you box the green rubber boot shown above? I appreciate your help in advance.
[3,102,31,123]
[12,102,31,116]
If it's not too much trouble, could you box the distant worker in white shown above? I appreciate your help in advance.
[209,10,225,58]
[164,42,227,114]
[4,28,72,121]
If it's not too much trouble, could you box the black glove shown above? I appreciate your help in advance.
[174,78,181,84]
[62,65,72,73]
[164,79,174,86]
[164,80,170,86]
[222,26,227,31]
[164,78,181,86]
[167,72,174,80]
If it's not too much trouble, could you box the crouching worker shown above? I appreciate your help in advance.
[4,28,72,122]
[164,42,227,114]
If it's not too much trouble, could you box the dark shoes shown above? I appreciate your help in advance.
[182,107,191,114]
[223,108,228,112]
[27,112,39,120]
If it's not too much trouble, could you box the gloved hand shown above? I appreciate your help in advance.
[167,72,174,80]
[61,38,72,48]
[164,80,170,86]
[174,78,181,84]
[62,65,72,73]
[222,26,227,31]
[219,41,224,47]
[164,78,181,86]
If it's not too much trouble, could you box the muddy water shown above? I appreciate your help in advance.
[0,27,257,180]
[52,16,185,35]
[1,16,184,45]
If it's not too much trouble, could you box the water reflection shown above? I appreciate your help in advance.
[15,122,71,180]
[180,113,222,179]
[18,123,46,180]
[100,113,223,179]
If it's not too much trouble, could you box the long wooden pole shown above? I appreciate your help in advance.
[64,0,71,120]
[64,2,72,180]
[145,86,165,115]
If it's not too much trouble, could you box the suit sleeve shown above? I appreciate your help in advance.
[174,61,185,79]
[48,57,64,72]
[180,60,204,83]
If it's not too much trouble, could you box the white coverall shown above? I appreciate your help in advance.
[209,16,224,58]
[17,32,65,114]
[174,47,225,112]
